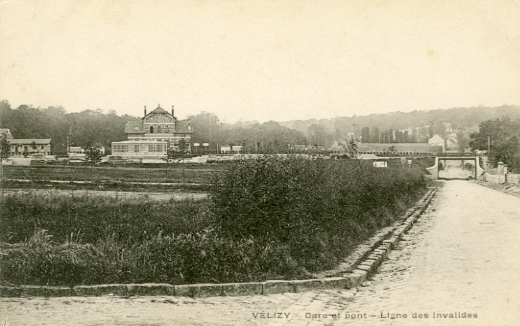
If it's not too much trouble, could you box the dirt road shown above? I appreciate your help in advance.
[0,188,209,202]
[2,180,520,325]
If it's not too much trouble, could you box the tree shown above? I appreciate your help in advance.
[307,124,331,149]
[456,130,470,153]
[403,131,410,143]
[361,127,370,143]
[188,112,221,153]
[371,127,380,143]
[395,130,403,143]
[177,138,188,154]
[84,141,103,180]
[470,117,520,172]
[346,139,358,158]
[0,133,10,182]
[388,145,397,156]
[164,146,176,180]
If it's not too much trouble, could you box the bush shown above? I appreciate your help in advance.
[0,156,427,285]
[211,156,425,271]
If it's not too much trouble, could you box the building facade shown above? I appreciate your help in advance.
[356,142,443,156]
[1,129,51,157]
[428,134,446,153]
[111,105,193,159]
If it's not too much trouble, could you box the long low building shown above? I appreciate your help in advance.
[111,140,168,159]
[1,128,51,157]
[8,139,51,157]
[356,143,443,156]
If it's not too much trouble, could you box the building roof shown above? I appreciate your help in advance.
[112,140,167,144]
[124,120,144,134]
[357,143,442,153]
[149,106,169,115]
[428,135,445,142]
[358,153,380,160]
[329,144,346,152]
[0,128,14,138]
[8,139,51,145]
[176,120,194,133]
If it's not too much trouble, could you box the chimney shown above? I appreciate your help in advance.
[188,119,191,130]
[144,106,147,116]
[171,105,175,118]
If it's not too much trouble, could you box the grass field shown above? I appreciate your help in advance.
[1,157,428,287]
[2,157,434,185]
[1,163,228,185]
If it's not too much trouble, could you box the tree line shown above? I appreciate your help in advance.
[0,101,308,155]
[469,117,520,172]
[1,100,518,166]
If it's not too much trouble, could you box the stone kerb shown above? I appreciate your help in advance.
[0,188,437,299]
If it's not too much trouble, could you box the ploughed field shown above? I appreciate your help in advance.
[1,163,227,185]
[0,157,427,288]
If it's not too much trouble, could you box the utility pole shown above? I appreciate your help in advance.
[66,125,72,154]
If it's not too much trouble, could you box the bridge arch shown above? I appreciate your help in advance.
[426,155,484,180]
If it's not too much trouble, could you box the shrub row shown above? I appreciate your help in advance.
[1,156,426,286]
[210,156,426,271]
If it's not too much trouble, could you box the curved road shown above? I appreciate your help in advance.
[2,180,520,325]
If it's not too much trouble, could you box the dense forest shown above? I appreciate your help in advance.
[0,101,137,155]
[1,100,519,155]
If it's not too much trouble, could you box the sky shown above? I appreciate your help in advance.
[1,0,519,123]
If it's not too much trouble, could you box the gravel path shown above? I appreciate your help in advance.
[0,188,209,202]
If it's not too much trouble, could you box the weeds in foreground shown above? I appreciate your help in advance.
[1,156,426,286]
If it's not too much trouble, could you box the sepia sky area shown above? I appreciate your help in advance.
[1,0,519,123]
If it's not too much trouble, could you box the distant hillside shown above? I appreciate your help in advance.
[279,105,520,140]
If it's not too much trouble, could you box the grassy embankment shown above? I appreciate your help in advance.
[1,156,427,286]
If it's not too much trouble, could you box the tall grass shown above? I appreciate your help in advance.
[1,192,212,244]
[1,156,427,286]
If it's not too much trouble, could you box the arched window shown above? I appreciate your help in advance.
[157,126,162,133]
[150,126,154,133]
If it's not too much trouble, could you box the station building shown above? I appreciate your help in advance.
[111,105,193,159]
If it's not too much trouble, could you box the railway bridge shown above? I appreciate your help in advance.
[426,154,485,179]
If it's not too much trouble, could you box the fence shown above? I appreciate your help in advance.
[484,162,520,184]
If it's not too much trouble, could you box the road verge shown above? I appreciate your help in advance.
[0,187,438,298]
